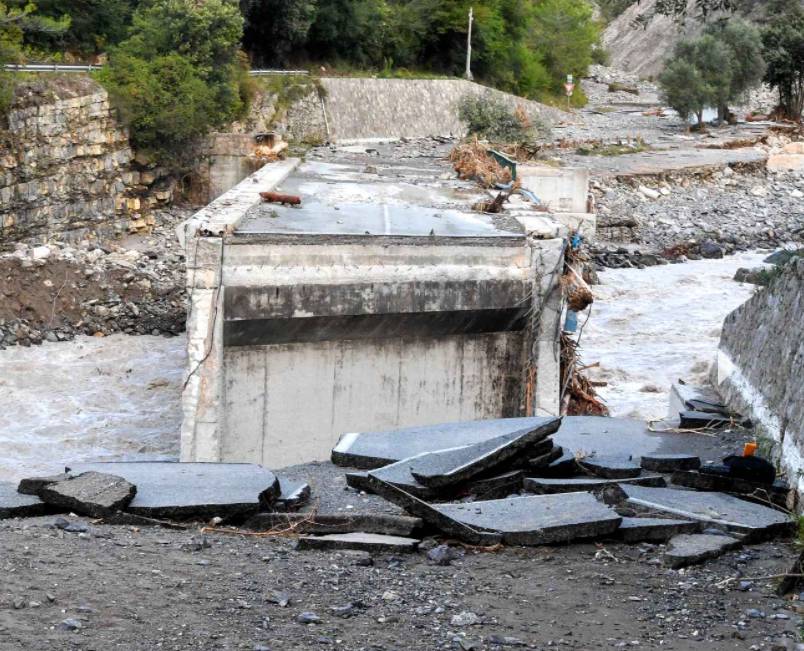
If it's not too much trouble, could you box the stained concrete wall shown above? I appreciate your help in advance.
[713,259,804,495]
[179,159,567,468]
[214,237,563,467]
[319,78,563,142]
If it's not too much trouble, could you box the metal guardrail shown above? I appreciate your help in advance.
[4,63,309,76]
[249,69,309,76]
[3,63,102,73]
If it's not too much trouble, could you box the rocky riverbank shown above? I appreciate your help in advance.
[591,167,804,268]
[0,208,189,348]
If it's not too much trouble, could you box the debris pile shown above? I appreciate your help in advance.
[449,140,513,188]
[317,415,795,566]
[0,415,795,570]
[0,208,189,347]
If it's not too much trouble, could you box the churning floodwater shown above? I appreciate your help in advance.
[0,334,185,482]
[581,251,769,422]
[0,252,768,482]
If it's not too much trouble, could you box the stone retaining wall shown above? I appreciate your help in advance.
[714,259,804,496]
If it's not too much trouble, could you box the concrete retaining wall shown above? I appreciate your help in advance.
[319,78,563,142]
[713,259,804,495]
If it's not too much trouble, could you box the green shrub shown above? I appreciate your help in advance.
[98,0,249,169]
[457,93,546,144]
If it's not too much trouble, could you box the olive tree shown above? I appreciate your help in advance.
[659,34,733,128]
[762,0,804,120]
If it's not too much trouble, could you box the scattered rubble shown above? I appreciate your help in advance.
[0,208,189,347]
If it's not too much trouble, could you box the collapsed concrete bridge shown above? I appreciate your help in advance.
[178,146,592,468]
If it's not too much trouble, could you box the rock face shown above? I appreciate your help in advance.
[1,76,171,244]
[714,259,804,495]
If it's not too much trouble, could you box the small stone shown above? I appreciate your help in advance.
[426,544,460,566]
[745,608,765,619]
[451,611,480,626]
[738,581,753,591]
[58,618,82,631]
[267,591,290,607]
[638,185,660,200]
[297,612,321,624]
[381,591,400,602]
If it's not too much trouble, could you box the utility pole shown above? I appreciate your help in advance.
[465,6,473,81]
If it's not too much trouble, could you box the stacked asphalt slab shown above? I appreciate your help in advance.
[327,415,796,566]
[1,416,795,568]
[3,462,311,523]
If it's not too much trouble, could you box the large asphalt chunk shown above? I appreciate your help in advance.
[664,533,742,568]
[617,517,701,543]
[38,472,136,518]
[578,456,642,479]
[0,482,53,519]
[332,416,560,469]
[523,475,665,494]
[363,456,442,500]
[619,484,793,539]
[363,475,503,545]
[407,420,559,489]
[640,454,701,472]
[435,493,622,546]
[66,462,281,520]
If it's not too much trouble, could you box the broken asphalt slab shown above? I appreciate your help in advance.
[434,493,622,546]
[17,473,70,496]
[578,456,641,479]
[618,484,794,539]
[523,475,665,494]
[672,469,789,501]
[296,532,420,553]
[407,420,559,489]
[244,512,423,537]
[0,481,53,519]
[333,416,723,471]
[640,454,701,472]
[363,475,503,545]
[617,517,701,543]
[38,472,136,518]
[269,479,312,511]
[332,416,560,469]
[664,533,743,568]
[66,462,281,520]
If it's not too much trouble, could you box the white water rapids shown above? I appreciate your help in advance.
[0,334,185,482]
[0,252,767,482]
[582,251,768,421]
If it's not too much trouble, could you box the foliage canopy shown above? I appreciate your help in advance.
[98,0,250,168]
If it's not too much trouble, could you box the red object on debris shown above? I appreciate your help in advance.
[260,191,301,206]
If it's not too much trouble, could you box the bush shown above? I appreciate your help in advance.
[457,93,545,144]
[98,0,249,169]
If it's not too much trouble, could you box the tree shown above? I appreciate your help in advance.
[98,0,249,167]
[529,0,600,102]
[659,34,733,127]
[16,0,137,56]
[704,17,765,120]
[241,0,317,67]
[762,0,804,120]
[1,2,68,119]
